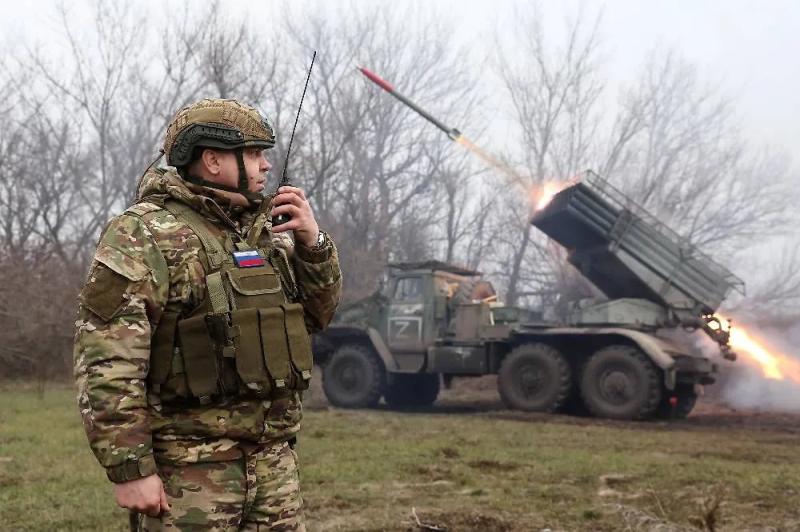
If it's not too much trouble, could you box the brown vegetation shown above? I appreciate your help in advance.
[1,2,798,379]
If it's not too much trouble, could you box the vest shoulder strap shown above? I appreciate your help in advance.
[162,200,234,316]
[162,200,230,270]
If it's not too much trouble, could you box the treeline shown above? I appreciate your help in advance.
[1,2,797,380]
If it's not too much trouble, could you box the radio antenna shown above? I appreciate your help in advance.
[273,50,316,227]
[281,50,316,185]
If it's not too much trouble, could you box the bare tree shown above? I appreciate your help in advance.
[283,5,485,299]
[0,95,36,258]
[0,71,85,382]
[492,6,603,305]
[5,0,797,382]
[491,12,798,316]
[19,3,149,263]
[603,50,797,256]
[729,243,800,319]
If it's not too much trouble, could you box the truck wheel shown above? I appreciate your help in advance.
[655,384,697,419]
[497,343,571,412]
[580,345,662,420]
[322,344,385,408]
[384,374,440,409]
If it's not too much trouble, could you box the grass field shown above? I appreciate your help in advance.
[2,383,799,531]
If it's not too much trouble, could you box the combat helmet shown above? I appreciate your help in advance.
[162,98,275,202]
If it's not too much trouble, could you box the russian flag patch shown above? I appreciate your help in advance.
[232,250,266,268]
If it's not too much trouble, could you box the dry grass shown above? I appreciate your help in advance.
[2,383,799,531]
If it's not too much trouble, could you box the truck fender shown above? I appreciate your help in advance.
[604,328,677,390]
[517,327,679,389]
[318,325,399,372]
[366,327,400,372]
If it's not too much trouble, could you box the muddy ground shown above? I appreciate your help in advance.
[305,371,800,436]
[298,373,800,530]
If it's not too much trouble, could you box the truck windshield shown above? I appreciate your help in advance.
[394,277,422,301]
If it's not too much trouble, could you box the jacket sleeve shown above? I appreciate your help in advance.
[290,234,342,332]
[73,214,169,483]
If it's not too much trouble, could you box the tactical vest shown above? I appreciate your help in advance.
[140,199,313,404]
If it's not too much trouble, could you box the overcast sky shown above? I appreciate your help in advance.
[3,0,798,158]
[4,0,799,159]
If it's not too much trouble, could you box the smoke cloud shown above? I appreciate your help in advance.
[709,323,800,413]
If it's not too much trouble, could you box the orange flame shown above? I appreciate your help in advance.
[718,315,800,384]
[532,181,570,211]
[530,177,582,213]
[453,135,576,214]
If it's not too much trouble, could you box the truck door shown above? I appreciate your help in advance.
[387,276,426,354]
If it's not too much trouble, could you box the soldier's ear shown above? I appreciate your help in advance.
[201,148,221,175]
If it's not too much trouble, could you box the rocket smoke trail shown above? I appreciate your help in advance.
[356,65,527,187]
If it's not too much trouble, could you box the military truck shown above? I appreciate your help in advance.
[313,172,744,420]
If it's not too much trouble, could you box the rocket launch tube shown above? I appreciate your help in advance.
[356,66,462,141]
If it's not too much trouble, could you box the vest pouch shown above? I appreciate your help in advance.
[226,265,284,309]
[258,307,291,390]
[283,303,313,390]
[177,314,221,403]
[230,308,273,398]
[149,311,179,387]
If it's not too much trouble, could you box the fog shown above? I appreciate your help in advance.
[1,1,799,412]
[4,1,800,152]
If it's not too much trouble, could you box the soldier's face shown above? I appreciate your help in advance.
[213,148,272,193]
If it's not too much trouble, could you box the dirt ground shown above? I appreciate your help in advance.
[4,379,799,531]
[299,373,800,530]
[306,371,800,435]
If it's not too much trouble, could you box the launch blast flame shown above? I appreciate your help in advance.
[530,178,583,214]
[454,136,576,214]
[717,314,800,384]
[533,181,574,211]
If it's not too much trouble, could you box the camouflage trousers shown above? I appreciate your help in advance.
[135,441,304,531]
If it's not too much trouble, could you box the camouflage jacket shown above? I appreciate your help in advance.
[74,167,341,483]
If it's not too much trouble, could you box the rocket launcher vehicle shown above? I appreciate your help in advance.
[530,171,745,357]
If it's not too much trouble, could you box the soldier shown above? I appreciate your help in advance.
[74,98,341,531]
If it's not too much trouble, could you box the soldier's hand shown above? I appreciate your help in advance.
[270,185,320,248]
[113,474,170,517]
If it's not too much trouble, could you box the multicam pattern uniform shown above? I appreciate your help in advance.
[74,168,341,530]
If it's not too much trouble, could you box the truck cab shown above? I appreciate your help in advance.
[381,262,494,370]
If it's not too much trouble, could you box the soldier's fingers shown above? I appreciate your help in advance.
[270,204,301,218]
[273,192,307,208]
[160,487,171,512]
[131,502,152,515]
[277,185,307,201]
[145,495,162,517]
[270,219,302,233]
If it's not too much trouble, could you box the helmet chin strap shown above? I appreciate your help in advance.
[182,148,263,206]
[234,148,264,206]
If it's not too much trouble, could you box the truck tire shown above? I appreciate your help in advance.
[497,343,571,412]
[322,344,385,408]
[384,374,440,409]
[655,384,697,419]
[580,345,662,420]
